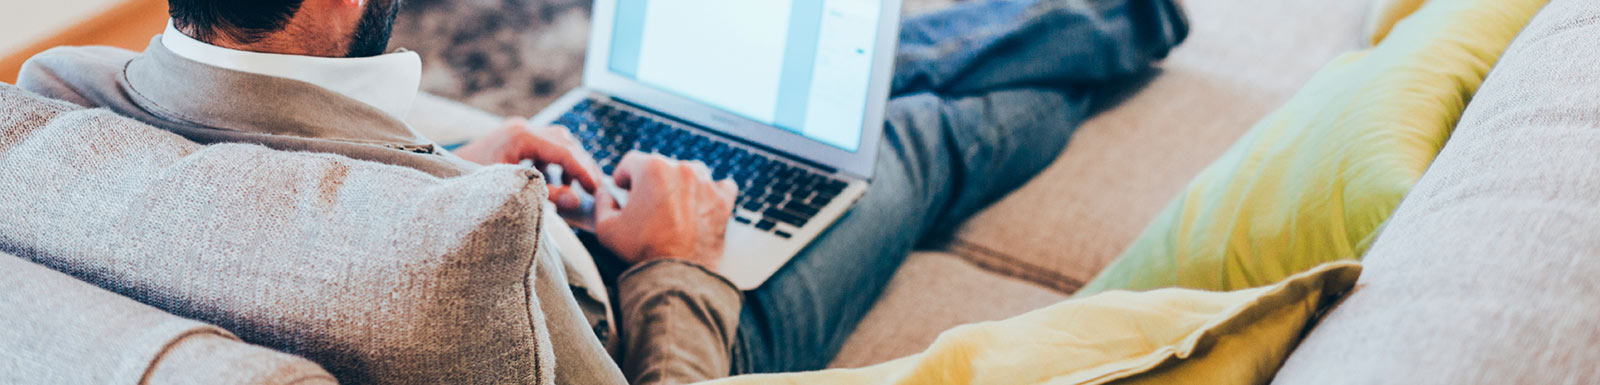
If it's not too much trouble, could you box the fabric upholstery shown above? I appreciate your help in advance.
[145,333,338,385]
[943,0,1371,294]
[0,253,335,385]
[828,0,1375,366]
[1364,0,1429,45]
[707,262,1361,385]
[0,83,556,384]
[828,252,1068,369]
[1076,0,1545,296]
[1272,0,1600,382]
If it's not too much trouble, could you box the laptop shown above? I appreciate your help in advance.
[527,0,904,290]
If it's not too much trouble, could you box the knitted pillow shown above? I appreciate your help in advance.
[0,84,555,384]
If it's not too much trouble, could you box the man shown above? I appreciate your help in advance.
[19,0,1187,383]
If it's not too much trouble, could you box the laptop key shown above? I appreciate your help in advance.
[771,181,797,194]
[782,202,820,217]
[820,180,847,194]
[764,209,808,228]
[810,192,836,206]
[572,101,852,237]
[733,169,756,185]
[774,230,792,239]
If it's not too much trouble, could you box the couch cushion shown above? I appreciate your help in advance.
[828,252,1068,369]
[0,84,556,384]
[1271,1,1600,383]
[0,253,335,385]
[1077,0,1544,296]
[1364,0,1428,46]
[944,0,1371,293]
[717,262,1361,385]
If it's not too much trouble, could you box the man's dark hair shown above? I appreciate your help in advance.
[168,0,400,57]
[168,0,305,44]
[347,0,401,57]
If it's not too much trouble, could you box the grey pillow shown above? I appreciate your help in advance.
[0,252,336,385]
[0,84,556,384]
[1271,0,1600,383]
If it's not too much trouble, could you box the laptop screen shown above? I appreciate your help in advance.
[606,0,883,152]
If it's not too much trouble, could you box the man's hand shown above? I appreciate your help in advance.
[454,118,603,211]
[596,152,738,270]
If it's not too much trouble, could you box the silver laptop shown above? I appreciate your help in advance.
[528,0,904,289]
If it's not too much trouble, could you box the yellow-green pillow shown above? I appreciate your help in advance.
[1364,0,1429,46]
[1075,0,1546,297]
[701,262,1361,385]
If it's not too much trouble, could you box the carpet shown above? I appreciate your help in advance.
[390,0,964,118]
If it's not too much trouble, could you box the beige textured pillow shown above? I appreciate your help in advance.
[0,253,336,385]
[0,84,555,384]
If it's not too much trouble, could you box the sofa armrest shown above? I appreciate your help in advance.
[0,253,335,385]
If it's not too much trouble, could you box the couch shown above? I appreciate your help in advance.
[826,0,1372,367]
[390,0,1374,367]
[6,0,1600,383]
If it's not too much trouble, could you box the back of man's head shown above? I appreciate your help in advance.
[167,0,399,58]
[168,0,304,45]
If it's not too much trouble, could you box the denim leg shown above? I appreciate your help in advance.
[730,0,1188,373]
[734,87,1092,373]
[894,0,1189,95]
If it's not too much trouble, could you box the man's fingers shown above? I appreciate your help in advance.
[552,146,602,193]
[537,125,579,145]
[592,195,622,255]
[521,134,600,193]
[538,125,602,190]
[548,185,584,212]
[611,151,651,189]
[686,161,712,181]
[502,117,532,132]
[716,179,738,205]
[595,188,622,218]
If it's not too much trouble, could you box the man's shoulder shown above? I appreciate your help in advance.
[17,45,141,107]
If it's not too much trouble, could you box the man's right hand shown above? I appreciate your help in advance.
[595,152,738,271]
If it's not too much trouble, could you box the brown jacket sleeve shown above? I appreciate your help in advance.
[616,260,743,385]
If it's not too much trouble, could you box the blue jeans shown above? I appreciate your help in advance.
[732,0,1188,374]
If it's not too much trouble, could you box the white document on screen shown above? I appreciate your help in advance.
[634,0,794,124]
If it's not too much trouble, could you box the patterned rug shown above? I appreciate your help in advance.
[390,0,963,117]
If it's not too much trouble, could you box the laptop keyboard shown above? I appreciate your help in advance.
[554,99,849,238]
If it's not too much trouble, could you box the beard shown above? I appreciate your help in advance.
[347,0,402,57]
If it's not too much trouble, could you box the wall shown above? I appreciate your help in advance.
[1,0,169,83]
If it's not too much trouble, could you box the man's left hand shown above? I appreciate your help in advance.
[455,118,603,212]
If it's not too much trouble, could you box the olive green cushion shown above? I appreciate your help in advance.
[1078,0,1546,295]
